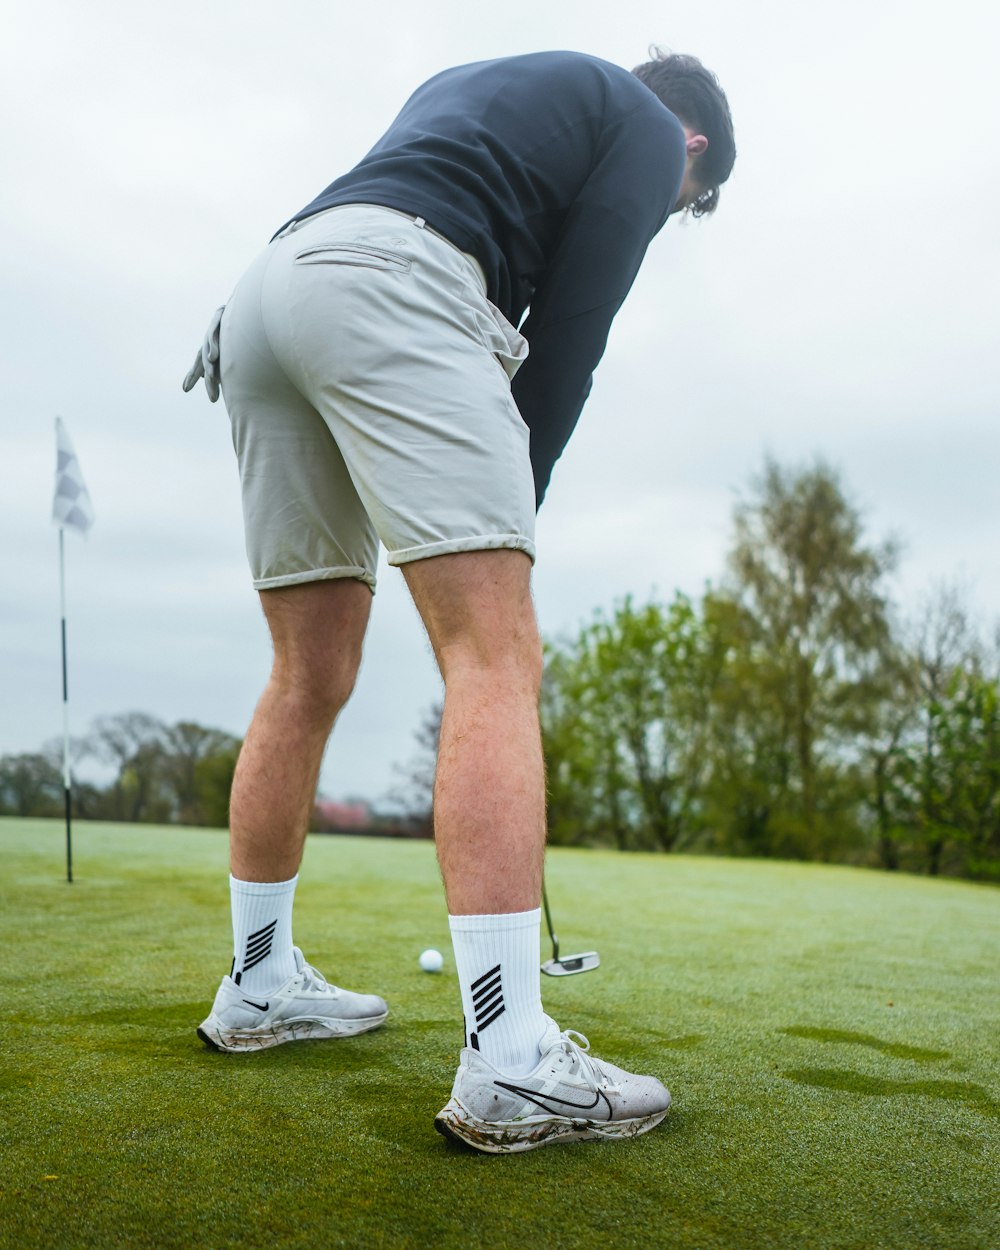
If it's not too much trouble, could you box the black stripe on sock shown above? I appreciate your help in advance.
[470,963,502,992]
[477,1003,506,1033]
[473,987,503,1017]
[470,964,505,1033]
[241,919,277,973]
[245,923,276,952]
[242,948,272,972]
[248,920,277,940]
[472,979,502,1010]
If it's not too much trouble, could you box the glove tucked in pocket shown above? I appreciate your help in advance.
[181,305,225,402]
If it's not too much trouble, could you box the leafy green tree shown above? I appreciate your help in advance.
[854,642,919,871]
[696,591,794,855]
[541,593,721,851]
[849,584,1000,879]
[929,666,1000,877]
[542,643,629,848]
[880,590,1000,876]
[716,457,898,859]
[194,740,242,829]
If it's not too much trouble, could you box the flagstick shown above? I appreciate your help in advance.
[59,525,73,885]
[53,415,94,882]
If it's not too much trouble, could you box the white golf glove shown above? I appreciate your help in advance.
[181,306,225,402]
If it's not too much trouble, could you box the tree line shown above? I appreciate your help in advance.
[0,713,241,828]
[539,459,1000,880]
[6,456,997,881]
[0,712,421,835]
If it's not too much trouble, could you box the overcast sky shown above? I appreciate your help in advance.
[2,0,998,806]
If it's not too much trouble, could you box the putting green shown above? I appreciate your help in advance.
[1,818,997,1250]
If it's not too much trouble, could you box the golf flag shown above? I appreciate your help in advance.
[53,417,95,536]
[52,417,95,884]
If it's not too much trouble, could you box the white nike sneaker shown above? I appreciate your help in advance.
[197,947,388,1053]
[434,1018,671,1153]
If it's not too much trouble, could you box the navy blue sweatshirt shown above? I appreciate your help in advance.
[279,51,687,504]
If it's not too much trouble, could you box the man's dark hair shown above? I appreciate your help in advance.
[632,48,736,217]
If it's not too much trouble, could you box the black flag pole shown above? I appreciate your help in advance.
[52,416,95,885]
[59,525,73,884]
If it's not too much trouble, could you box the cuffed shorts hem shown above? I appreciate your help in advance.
[387,533,536,567]
[252,565,377,592]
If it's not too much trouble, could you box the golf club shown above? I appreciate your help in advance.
[541,882,600,976]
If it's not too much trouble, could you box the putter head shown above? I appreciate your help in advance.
[541,950,600,977]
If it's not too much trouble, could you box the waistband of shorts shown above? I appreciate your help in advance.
[274,203,488,294]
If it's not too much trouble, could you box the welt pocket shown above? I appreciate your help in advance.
[293,244,411,272]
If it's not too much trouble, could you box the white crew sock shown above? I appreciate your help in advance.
[229,874,299,995]
[449,908,549,1076]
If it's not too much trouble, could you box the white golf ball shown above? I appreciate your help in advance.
[419,948,444,973]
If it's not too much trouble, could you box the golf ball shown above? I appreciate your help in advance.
[419,948,444,973]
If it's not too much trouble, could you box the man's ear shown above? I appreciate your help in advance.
[686,133,709,158]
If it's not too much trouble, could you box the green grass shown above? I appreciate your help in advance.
[1,818,998,1250]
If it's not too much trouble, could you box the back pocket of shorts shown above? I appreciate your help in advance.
[293,243,411,272]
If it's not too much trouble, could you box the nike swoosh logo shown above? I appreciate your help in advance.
[242,998,269,1012]
[494,1081,613,1119]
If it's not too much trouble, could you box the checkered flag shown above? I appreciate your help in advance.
[52,417,95,536]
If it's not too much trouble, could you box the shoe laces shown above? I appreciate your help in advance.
[553,1029,620,1094]
[294,954,340,998]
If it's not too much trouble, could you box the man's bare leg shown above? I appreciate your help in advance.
[410,550,673,1150]
[401,549,545,915]
[198,576,388,1052]
[230,578,372,882]
[403,548,548,1074]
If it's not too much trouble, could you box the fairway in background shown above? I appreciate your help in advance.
[1,818,998,1250]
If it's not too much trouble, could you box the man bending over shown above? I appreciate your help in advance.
[183,47,735,1154]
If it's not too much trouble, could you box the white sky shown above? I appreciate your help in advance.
[2,0,998,805]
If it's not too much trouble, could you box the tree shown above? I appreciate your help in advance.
[0,752,63,817]
[84,711,170,823]
[854,639,918,871]
[160,721,241,825]
[194,740,242,829]
[930,666,1000,877]
[541,593,722,851]
[75,712,241,825]
[696,591,794,855]
[716,457,898,859]
[875,587,1000,877]
[542,642,629,848]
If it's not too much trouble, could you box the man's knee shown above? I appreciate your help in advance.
[402,549,542,684]
[279,650,362,714]
[490,630,544,692]
[260,578,371,723]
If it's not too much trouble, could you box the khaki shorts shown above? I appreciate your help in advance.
[219,204,534,592]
